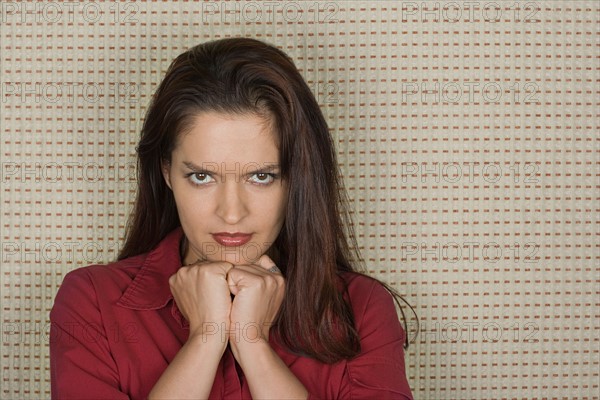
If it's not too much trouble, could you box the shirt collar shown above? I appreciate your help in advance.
[116,227,184,310]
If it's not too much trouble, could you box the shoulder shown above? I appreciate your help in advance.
[339,272,401,331]
[57,227,183,292]
[340,272,393,309]
[52,253,148,314]
[337,273,412,398]
[61,254,147,294]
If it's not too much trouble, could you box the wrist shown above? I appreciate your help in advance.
[229,338,309,399]
[188,321,230,352]
[229,334,271,365]
[228,321,269,348]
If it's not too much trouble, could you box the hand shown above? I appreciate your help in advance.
[227,255,285,348]
[169,260,234,342]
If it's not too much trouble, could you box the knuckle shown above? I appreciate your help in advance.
[205,261,231,273]
[263,275,280,290]
[259,254,272,264]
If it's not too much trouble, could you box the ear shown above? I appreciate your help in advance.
[161,159,172,190]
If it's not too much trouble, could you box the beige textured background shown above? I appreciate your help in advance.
[1,0,598,398]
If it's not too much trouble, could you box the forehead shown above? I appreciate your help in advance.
[174,111,279,165]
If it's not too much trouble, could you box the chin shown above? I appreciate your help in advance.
[218,253,256,265]
[210,246,261,265]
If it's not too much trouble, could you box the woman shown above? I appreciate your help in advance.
[50,37,414,399]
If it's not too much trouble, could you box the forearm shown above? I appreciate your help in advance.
[148,334,226,399]
[232,339,308,400]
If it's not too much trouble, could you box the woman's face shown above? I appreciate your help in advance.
[162,111,288,266]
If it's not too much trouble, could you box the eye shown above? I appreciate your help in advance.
[248,173,276,185]
[188,172,214,186]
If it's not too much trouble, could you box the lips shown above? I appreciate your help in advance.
[211,232,253,247]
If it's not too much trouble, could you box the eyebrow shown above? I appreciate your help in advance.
[182,161,280,175]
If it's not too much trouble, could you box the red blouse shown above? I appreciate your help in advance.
[50,228,413,399]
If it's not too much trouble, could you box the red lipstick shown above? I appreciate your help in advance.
[211,232,252,247]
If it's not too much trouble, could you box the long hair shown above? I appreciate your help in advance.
[119,37,415,362]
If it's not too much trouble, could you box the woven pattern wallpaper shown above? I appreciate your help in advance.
[1,1,598,398]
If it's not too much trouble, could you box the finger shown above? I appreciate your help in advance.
[215,261,234,275]
[254,254,277,272]
[227,265,269,295]
[227,267,246,295]
[230,264,266,275]
[192,260,234,277]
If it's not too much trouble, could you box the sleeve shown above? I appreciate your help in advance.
[50,269,129,399]
[338,278,414,400]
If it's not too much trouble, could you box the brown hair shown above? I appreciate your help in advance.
[119,37,415,362]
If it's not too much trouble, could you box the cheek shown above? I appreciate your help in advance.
[247,193,285,226]
[270,191,288,224]
[171,184,192,210]
[171,184,209,219]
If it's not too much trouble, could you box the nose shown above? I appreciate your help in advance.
[215,181,249,225]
